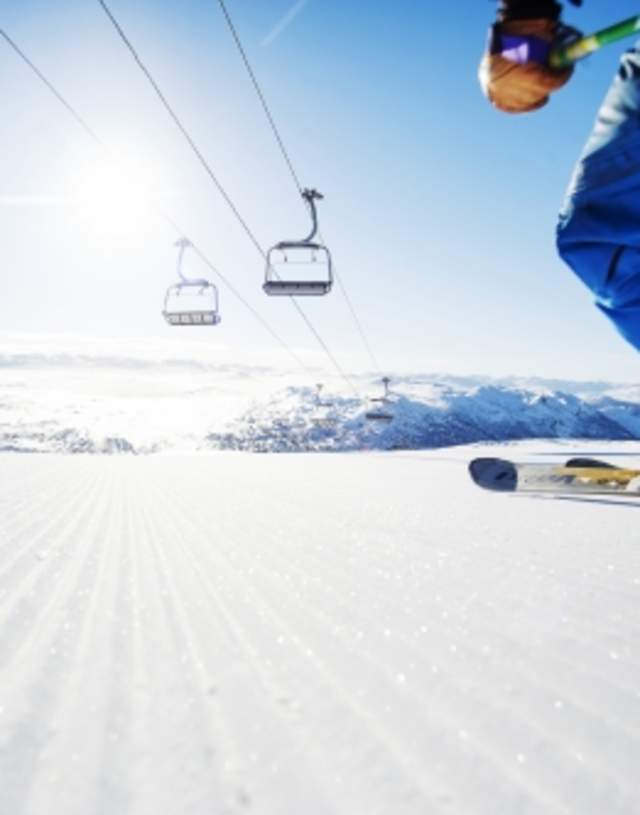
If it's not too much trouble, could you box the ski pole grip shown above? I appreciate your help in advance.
[549,15,640,69]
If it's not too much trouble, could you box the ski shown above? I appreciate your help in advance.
[469,457,640,497]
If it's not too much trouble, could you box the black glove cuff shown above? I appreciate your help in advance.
[497,1,563,22]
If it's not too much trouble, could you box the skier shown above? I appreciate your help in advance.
[479,0,640,352]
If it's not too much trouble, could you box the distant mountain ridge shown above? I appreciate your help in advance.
[205,383,640,453]
[1,353,639,454]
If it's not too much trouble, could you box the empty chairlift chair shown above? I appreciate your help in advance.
[163,238,221,327]
[264,189,333,296]
[312,383,337,426]
[315,383,333,408]
[365,376,394,422]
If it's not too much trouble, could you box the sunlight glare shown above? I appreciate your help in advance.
[72,157,155,235]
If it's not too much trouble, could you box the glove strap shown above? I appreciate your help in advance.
[489,25,552,65]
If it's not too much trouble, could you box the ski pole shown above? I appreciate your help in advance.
[549,15,640,69]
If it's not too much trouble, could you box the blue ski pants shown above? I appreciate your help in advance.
[557,46,640,351]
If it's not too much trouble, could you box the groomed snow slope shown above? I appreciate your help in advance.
[1,444,639,815]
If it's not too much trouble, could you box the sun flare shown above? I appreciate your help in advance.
[72,157,155,234]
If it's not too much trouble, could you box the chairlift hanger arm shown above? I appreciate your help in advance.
[174,237,209,286]
[302,188,322,243]
[175,237,190,282]
[282,188,324,246]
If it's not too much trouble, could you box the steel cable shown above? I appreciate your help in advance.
[96,0,359,395]
[0,26,315,378]
[216,0,384,376]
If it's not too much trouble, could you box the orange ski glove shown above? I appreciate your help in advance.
[479,3,581,114]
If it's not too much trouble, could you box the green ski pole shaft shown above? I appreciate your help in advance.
[550,15,640,69]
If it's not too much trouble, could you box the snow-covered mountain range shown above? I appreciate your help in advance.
[1,337,639,453]
[206,383,640,453]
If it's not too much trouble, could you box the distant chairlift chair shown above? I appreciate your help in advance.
[163,238,221,327]
[315,383,333,408]
[365,376,394,422]
[264,189,333,296]
[312,383,337,426]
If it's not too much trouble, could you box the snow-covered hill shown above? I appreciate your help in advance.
[1,336,639,453]
[207,385,640,453]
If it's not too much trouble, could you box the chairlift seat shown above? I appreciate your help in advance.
[365,411,394,422]
[264,241,333,297]
[263,280,332,296]
[163,310,221,326]
[163,281,221,327]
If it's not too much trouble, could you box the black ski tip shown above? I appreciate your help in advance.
[565,457,616,469]
[469,457,518,492]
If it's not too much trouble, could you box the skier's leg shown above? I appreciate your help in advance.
[557,45,640,350]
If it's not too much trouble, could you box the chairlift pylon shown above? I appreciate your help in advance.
[264,189,333,296]
[163,238,221,327]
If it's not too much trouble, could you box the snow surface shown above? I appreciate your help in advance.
[1,442,639,815]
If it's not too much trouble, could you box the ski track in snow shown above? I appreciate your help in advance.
[0,447,639,815]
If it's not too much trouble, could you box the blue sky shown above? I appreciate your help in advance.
[1,0,640,382]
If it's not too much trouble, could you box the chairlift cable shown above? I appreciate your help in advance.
[215,0,304,194]
[165,222,315,375]
[332,275,383,374]
[0,27,315,377]
[0,29,102,145]
[215,0,384,377]
[96,0,263,259]
[96,0,359,396]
